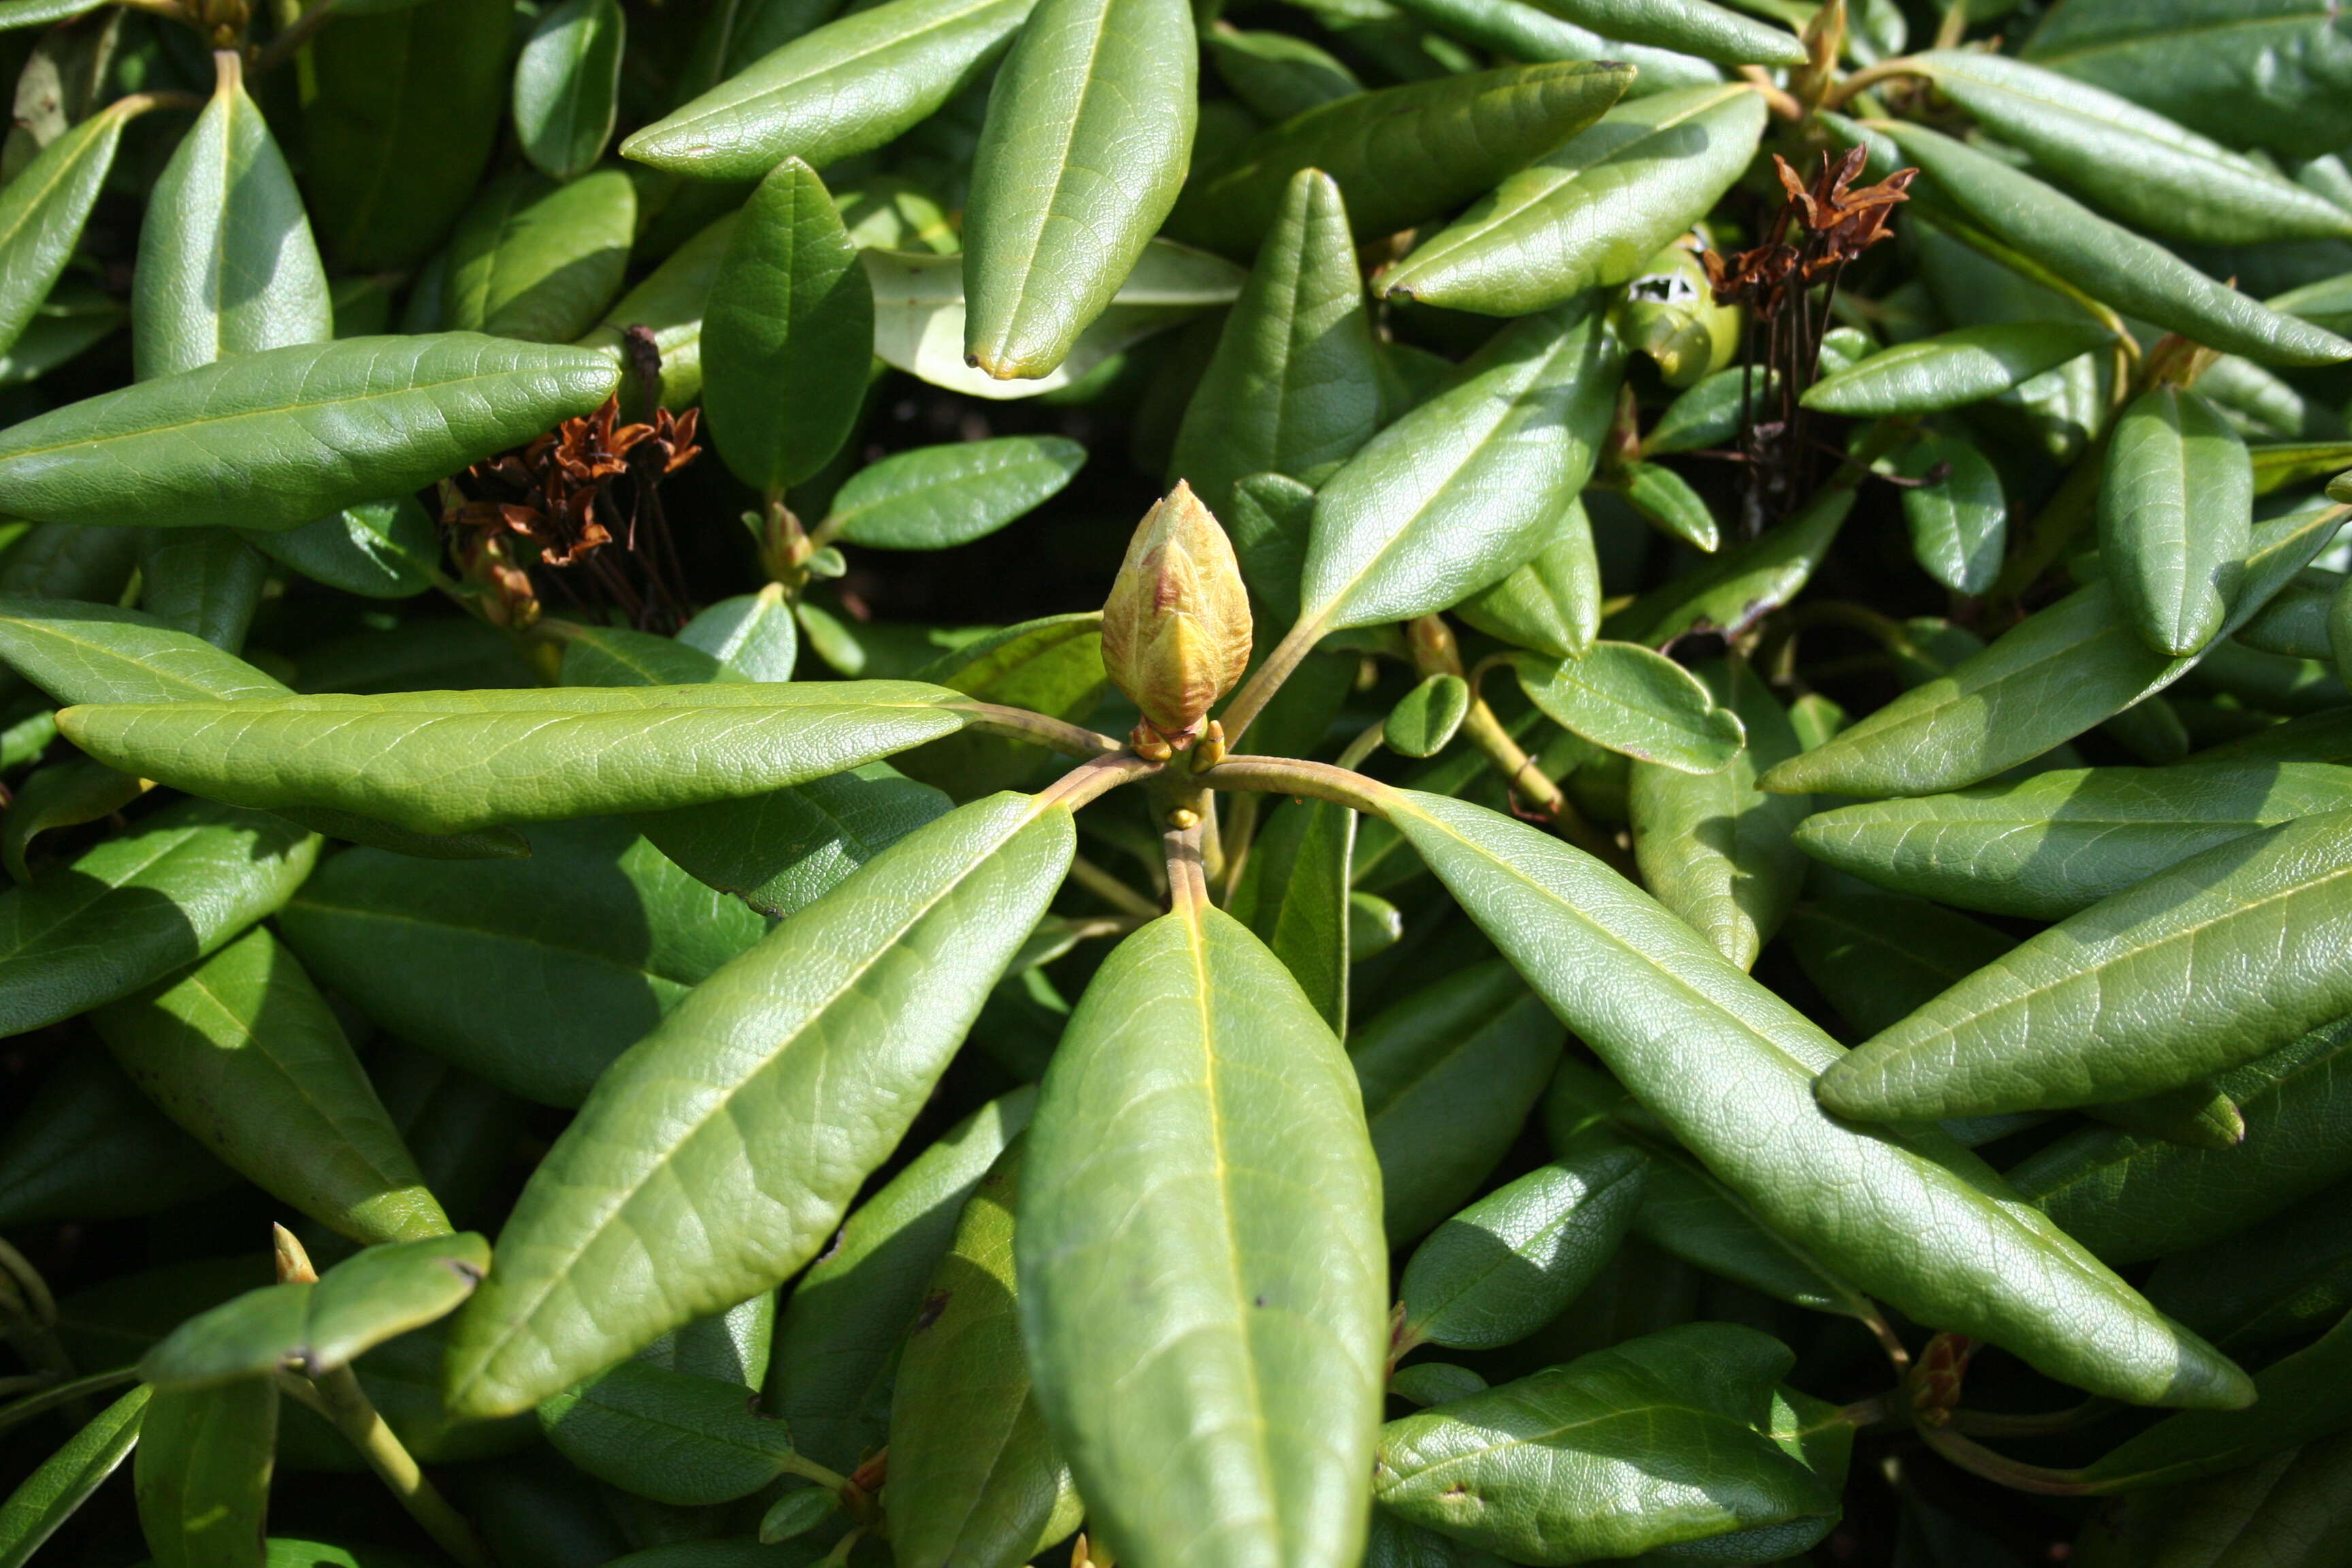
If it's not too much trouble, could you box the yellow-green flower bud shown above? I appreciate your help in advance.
[1101,481,1253,747]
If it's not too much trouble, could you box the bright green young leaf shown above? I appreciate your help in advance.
[1380,84,1767,317]
[959,0,1194,380]
[1458,502,1603,660]
[1513,642,1747,775]
[540,1360,798,1505]
[1384,789,2252,1409]
[887,1145,1081,1568]
[0,95,134,361]
[514,0,626,180]
[1171,62,1633,260]
[681,586,801,681]
[1018,906,1386,1568]
[444,793,1073,1417]
[1386,674,1469,758]
[821,436,1085,549]
[1817,810,2352,1121]
[444,170,636,343]
[95,927,448,1244]
[1620,459,1720,553]
[135,1380,276,1568]
[1514,0,1803,64]
[1229,797,1354,1033]
[1899,434,2007,595]
[1801,321,2115,417]
[705,158,872,493]
[2100,385,2253,657]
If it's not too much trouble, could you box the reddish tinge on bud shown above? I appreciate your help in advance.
[1100,482,1254,749]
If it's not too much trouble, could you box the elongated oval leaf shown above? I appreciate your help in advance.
[1900,434,2006,595]
[1458,501,1602,660]
[0,97,133,361]
[2100,385,2254,657]
[514,0,625,180]
[541,1360,797,1505]
[2078,1312,2352,1494]
[1607,488,1852,646]
[0,1052,234,1228]
[1399,1146,1646,1352]
[135,1380,276,1568]
[444,171,635,344]
[822,436,1085,549]
[1380,0,1722,95]
[1514,642,1746,774]
[444,792,1073,1417]
[1516,0,1802,65]
[1019,905,1386,1568]
[0,1385,148,1568]
[1384,788,2251,1408]
[1801,321,2114,417]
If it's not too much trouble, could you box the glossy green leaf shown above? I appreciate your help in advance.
[1458,502,1601,661]
[767,1088,1035,1475]
[1384,788,2252,1407]
[1379,0,1722,95]
[134,63,330,380]
[0,333,619,532]
[1794,763,2352,921]
[1606,488,1852,646]
[896,614,1105,799]
[1171,62,1631,257]
[1761,504,2347,798]
[2010,1016,2352,1263]
[0,96,131,361]
[960,0,1194,379]
[1644,364,1775,457]
[1818,810,2352,1120]
[681,587,800,681]
[1513,0,1802,65]
[2100,385,2253,657]
[1783,892,2016,1039]
[1399,1147,1646,1352]
[95,926,446,1243]
[541,1360,797,1505]
[1900,433,2007,595]
[1619,459,1718,553]
[135,529,266,654]
[302,0,510,270]
[621,0,1034,180]
[1513,642,1746,774]
[2079,1312,2352,1494]
[445,172,635,343]
[1226,471,1316,627]
[1838,117,2351,368]
[888,1145,1080,1568]
[244,498,438,601]
[1353,961,1564,1244]
[821,436,1085,549]
[0,1384,149,1568]
[1230,797,1354,1033]
[63,680,982,834]
[2237,568,2342,661]
[280,819,767,1106]
[1373,1324,1838,1561]
[1019,906,1386,1568]
[1168,169,1381,519]
[136,1379,276,1568]
[1381,84,1767,317]
[0,522,140,604]
[1387,1363,1488,1409]
[1299,300,1620,633]
[1205,26,1361,120]
[2145,1177,2352,1356]
[1629,660,1804,968]
[1386,674,1469,758]
[514,0,625,180]
[640,763,953,920]
[575,210,736,410]
[705,159,870,493]
[1801,321,2114,417]
[445,793,1073,1417]
[0,1051,232,1227]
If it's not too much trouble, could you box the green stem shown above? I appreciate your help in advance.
[1198,754,1394,816]
[1037,752,1159,814]
[964,702,1127,760]
[1066,853,1162,920]
[1914,1418,2093,1496]
[1215,790,1260,908]
[1334,721,1386,772]
[291,1369,495,1568]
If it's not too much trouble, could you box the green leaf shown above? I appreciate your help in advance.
[1620,459,1719,553]
[444,793,1073,1418]
[1458,501,1602,660]
[142,1235,490,1388]
[133,63,330,379]
[0,1384,148,1568]
[1379,0,1724,96]
[135,1380,276,1568]
[1167,169,1382,519]
[0,333,619,532]
[1512,642,1746,775]
[1629,660,1806,969]
[1644,364,1776,457]
[2009,1016,2352,1264]
[1170,61,1633,261]
[1837,116,2352,368]
[1386,674,1469,759]
[444,171,636,343]
[556,624,738,688]
[887,1144,1081,1568]
[1205,26,1362,120]
[1352,961,1563,1244]
[821,436,1085,549]
[2100,385,2253,657]
[540,1360,798,1505]
[135,530,266,653]
[1816,810,2352,1121]
[1800,321,2115,417]
[1384,788,2252,1407]
[681,587,801,681]
[1912,50,2352,246]
[0,97,131,361]
[621,0,1034,180]
[1230,798,1354,1033]
[245,498,438,600]
[2238,568,2342,660]
[280,819,768,1106]
[1510,0,1802,65]
[1299,300,1620,633]
[1759,504,2346,798]
[2080,1311,2352,1494]
[1605,488,1852,645]
[766,1088,1035,1474]
[0,1051,233,1228]
[514,0,626,180]
[302,0,511,270]
[576,210,736,410]
[2076,1428,2352,1564]
[62,679,983,834]
[1019,906,1386,1568]
[2145,1177,2352,1356]
[865,240,1244,400]
[705,159,871,493]
[640,764,953,920]
[959,0,1194,380]
[1373,1324,1838,1561]
[1899,434,2007,595]
[95,926,446,1243]
[1793,763,2352,921]
[0,800,318,1039]
[1227,471,1316,626]
[1379,84,1768,317]
[895,614,1105,800]
[1399,1147,1647,1352]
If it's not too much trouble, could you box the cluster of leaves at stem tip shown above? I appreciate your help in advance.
[11,0,2352,1565]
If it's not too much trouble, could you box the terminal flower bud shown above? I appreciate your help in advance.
[1101,482,1253,748]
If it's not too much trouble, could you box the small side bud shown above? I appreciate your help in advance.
[1102,483,1253,750]
[274,1222,318,1285]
